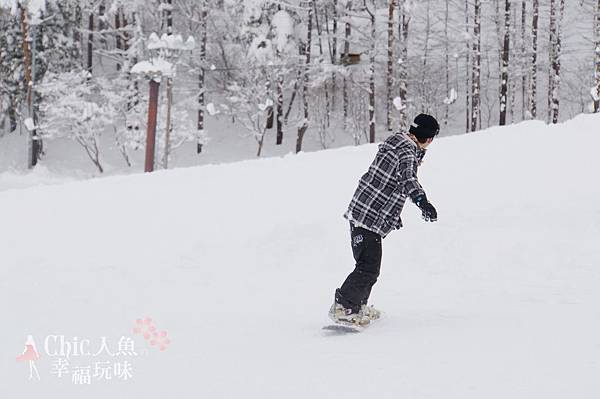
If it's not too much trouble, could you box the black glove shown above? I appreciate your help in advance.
[412,194,437,222]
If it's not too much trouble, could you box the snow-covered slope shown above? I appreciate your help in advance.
[1,115,600,398]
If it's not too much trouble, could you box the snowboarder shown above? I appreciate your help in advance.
[329,114,440,326]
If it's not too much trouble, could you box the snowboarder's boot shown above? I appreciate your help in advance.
[359,304,381,321]
[328,302,370,327]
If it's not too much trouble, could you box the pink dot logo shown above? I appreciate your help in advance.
[132,317,170,351]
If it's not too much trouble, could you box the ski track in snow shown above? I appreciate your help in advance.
[1,114,600,398]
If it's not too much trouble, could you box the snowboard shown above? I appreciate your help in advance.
[322,323,366,334]
[322,312,381,334]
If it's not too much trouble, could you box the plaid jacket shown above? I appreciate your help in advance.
[344,132,427,237]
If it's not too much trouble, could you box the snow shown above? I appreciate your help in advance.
[247,34,273,64]
[393,96,405,111]
[591,86,600,102]
[27,0,45,24]
[0,0,46,22]
[206,102,219,116]
[131,59,174,77]
[146,32,163,50]
[443,88,457,105]
[23,117,35,131]
[258,98,273,111]
[271,10,295,54]
[1,114,600,397]
[148,32,195,51]
[0,165,77,190]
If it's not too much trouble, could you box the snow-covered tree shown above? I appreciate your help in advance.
[271,8,296,145]
[38,71,114,173]
[223,79,273,157]
[0,9,24,133]
[2,0,600,172]
[296,0,312,153]
[156,97,198,166]
[0,0,82,166]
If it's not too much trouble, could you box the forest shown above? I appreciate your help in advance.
[1,0,599,172]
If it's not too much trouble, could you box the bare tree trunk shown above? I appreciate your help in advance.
[547,0,557,123]
[368,1,376,143]
[77,137,104,173]
[129,13,139,107]
[471,0,481,131]
[31,21,42,164]
[163,78,173,169]
[123,11,139,143]
[296,1,313,153]
[444,0,450,126]
[331,0,338,112]
[284,68,300,124]
[465,0,470,132]
[197,6,208,153]
[115,8,122,71]
[256,112,267,157]
[20,5,36,168]
[594,0,600,112]
[530,0,538,118]
[312,2,330,128]
[265,74,274,129]
[342,0,352,130]
[123,13,138,107]
[164,0,173,162]
[386,0,395,132]
[8,105,17,133]
[74,3,83,61]
[509,5,517,123]
[499,0,510,126]
[276,72,284,144]
[165,0,173,32]
[398,0,409,131]
[549,0,565,124]
[547,0,564,124]
[99,2,107,48]
[521,1,526,120]
[87,11,94,76]
[420,1,432,113]
[164,0,173,35]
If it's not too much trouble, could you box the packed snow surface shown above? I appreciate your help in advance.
[1,114,600,398]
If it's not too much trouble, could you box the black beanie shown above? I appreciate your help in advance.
[409,114,440,142]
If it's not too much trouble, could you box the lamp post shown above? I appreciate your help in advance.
[131,33,194,172]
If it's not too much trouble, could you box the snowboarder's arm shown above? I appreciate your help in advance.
[398,153,425,200]
[398,152,437,222]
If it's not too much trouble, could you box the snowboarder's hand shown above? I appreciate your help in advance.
[420,201,437,222]
[413,194,437,222]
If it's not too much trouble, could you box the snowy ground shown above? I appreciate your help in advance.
[1,114,600,398]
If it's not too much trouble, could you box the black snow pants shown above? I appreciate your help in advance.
[336,223,382,312]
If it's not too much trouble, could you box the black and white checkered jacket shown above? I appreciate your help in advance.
[344,132,427,237]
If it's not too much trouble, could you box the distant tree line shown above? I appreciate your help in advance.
[0,0,599,172]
